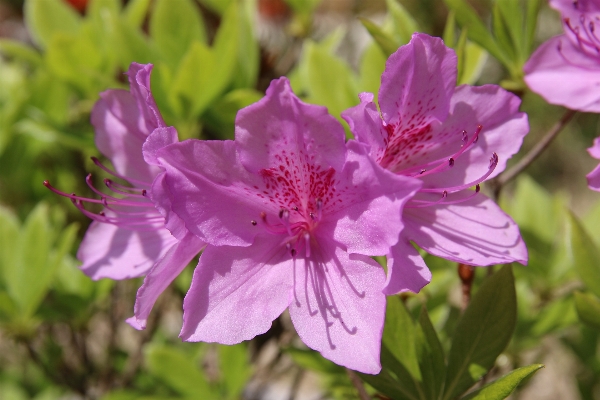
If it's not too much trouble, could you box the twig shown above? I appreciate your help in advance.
[491,109,576,197]
[458,263,475,312]
[346,368,371,400]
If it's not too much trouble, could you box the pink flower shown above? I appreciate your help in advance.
[342,33,529,295]
[587,137,600,190]
[524,0,600,112]
[45,63,204,329]
[154,78,421,374]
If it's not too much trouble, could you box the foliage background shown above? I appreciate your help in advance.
[0,0,599,399]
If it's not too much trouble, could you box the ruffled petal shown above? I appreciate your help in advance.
[324,140,422,256]
[289,243,386,374]
[236,77,346,174]
[379,33,456,134]
[383,236,431,295]
[78,221,177,280]
[341,93,388,162]
[524,35,600,112]
[143,126,179,166]
[127,233,205,330]
[404,192,527,266]
[126,63,165,131]
[180,235,293,343]
[156,140,275,247]
[416,84,528,189]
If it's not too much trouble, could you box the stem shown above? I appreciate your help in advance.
[458,263,475,312]
[346,368,371,400]
[491,109,576,197]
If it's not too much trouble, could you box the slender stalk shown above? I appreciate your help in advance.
[458,263,475,311]
[346,368,371,400]
[491,109,576,197]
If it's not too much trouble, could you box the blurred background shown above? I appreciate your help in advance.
[0,0,599,399]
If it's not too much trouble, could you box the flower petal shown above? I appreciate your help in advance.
[324,140,422,256]
[404,192,527,266]
[78,221,177,280]
[417,84,528,189]
[127,233,205,330]
[383,236,431,295]
[341,93,388,163]
[524,35,600,112]
[126,63,165,130]
[289,243,386,374]
[143,126,179,166]
[236,77,346,174]
[379,33,456,133]
[157,140,274,246]
[180,235,293,343]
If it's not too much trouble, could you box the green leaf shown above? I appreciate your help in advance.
[360,345,420,400]
[0,39,42,66]
[150,0,206,69]
[218,344,251,398]
[287,347,344,374]
[443,265,517,400]
[359,18,399,57]
[574,291,600,332]
[358,43,386,98]
[385,0,419,45]
[443,11,456,46]
[565,212,600,298]
[24,0,82,49]
[196,0,234,15]
[461,364,544,400]
[384,296,421,381]
[303,40,358,135]
[524,0,542,54]
[444,0,509,68]
[417,307,445,400]
[124,0,151,28]
[458,41,488,85]
[0,206,19,284]
[145,344,211,397]
[230,2,259,89]
[492,2,516,62]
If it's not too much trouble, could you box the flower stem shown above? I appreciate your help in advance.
[491,109,576,197]
[346,368,371,400]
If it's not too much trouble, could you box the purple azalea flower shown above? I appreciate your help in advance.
[154,78,422,374]
[587,137,600,190]
[524,0,600,112]
[342,33,529,295]
[45,63,204,329]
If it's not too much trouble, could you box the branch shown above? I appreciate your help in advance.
[491,109,576,196]
[346,368,371,400]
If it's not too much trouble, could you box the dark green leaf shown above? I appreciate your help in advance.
[461,364,544,400]
[417,307,445,400]
[566,212,600,298]
[384,296,421,381]
[443,265,517,400]
[574,291,600,332]
[524,0,542,54]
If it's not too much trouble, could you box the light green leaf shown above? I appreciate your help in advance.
[531,296,576,337]
[287,347,344,374]
[24,0,82,49]
[359,18,399,57]
[384,296,421,381]
[386,0,419,45]
[124,0,152,28]
[218,344,251,398]
[459,41,488,85]
[145,344,211,397]
[303,40,357,135]
[0,39,42,66]
[231,2,259,89]
[443,10,456,46]
[196,0,234,15]
[358,43,386,98]
[444,0,509,67]
[574,291,600,332]
[565,212,600,298]
[113,17,157,70]
[461,364,544,400]
[0,206,19,285]
[150,0,207,68]
[443,265,517,400]
[524,0,542,54]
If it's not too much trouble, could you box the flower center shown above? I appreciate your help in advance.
[562,11,600,60]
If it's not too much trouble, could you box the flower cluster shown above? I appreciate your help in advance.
[48,34,528,373]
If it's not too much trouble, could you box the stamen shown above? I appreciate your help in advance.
[104,179,146,197]
[304,233,311,258]
[90,157,149,186]
[420,152,498,193]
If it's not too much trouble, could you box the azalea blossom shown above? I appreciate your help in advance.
[45,63,204,329]
[342,33,529,295]
[524,0,600,112]
[154,78,422,374]
[587,137,600,190]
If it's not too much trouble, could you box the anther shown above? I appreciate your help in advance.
[448,158,455,167]
[420,169,426,174]
[291,249,297,257]
[475,184,481,193]
[251,220,257,226]
[142,189,147,196]
[461,130,468,145]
